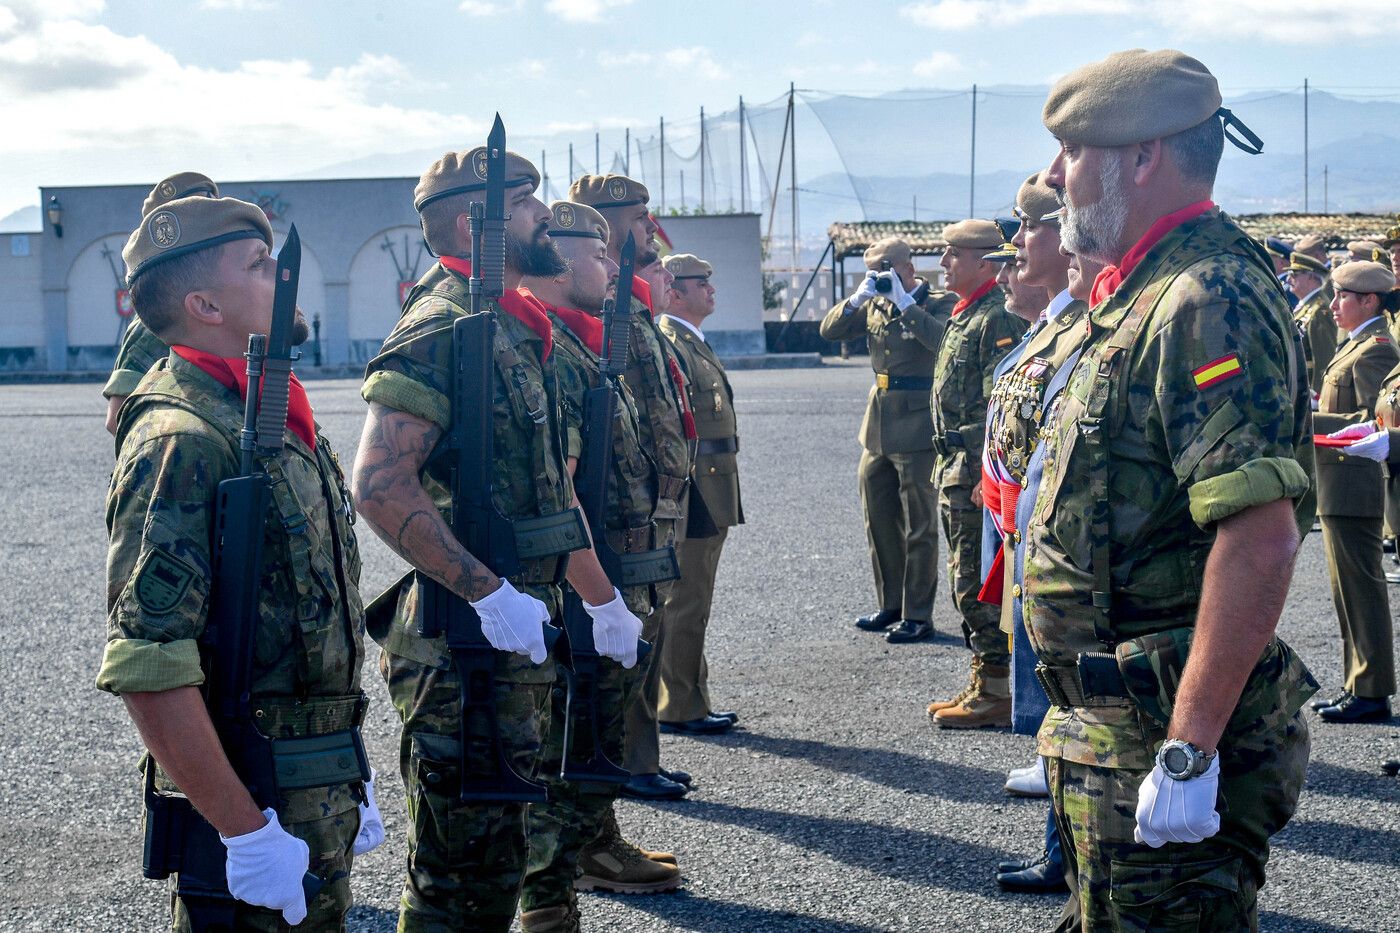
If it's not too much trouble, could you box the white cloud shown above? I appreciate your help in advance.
[517,58,548,79]
[458,0,522,14]
[899,0,1399,42]
[600,46,728,81]
[199,0,274,9]
[911,51,964,78]
[545,0,634,23]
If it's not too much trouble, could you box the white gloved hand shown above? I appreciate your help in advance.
[1327,421,1378,440]
[352,770,385,856]
[847,271,880,310]
[470,578,550,664]
[887,271,917,311]
[1343,430,1390,462]
[1133,757,1221,848]
[583,587,643,669]
[221,808,311,925]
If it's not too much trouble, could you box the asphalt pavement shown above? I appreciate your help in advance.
[1,360,1397,932]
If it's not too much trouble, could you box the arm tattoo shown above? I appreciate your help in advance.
[352,402,497,602]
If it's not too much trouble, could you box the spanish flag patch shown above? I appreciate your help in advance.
[1192,353,1243,390]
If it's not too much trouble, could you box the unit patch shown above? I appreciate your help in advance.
[135,549,197,614]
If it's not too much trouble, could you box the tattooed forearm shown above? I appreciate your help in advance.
[352,402,499,602]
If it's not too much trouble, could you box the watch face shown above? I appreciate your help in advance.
[1162,745,1191,776]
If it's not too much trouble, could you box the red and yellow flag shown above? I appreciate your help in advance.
[1192,353,1243,390]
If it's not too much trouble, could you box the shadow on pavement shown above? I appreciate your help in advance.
[1259,912,1388,933]
[345,905,396,931]
[605,891,891,933]
[1273,817,1400,868]
[1304,760,1400,801]
[679,798,1013,894]
[702,731,1008,803]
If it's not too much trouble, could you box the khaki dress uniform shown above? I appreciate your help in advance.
[657,314,745,722]
[1294,285,1338,397]
[1314,316,1398,700]
[819,287,951,623]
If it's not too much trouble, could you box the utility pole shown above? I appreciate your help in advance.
[569,143,574,178]
[739,96,748,213]
[913,194,918,221]
[789,82,799,319]
[595,132,600,174]
[540,149,548,201]
[624,127,630,176]
[1324,164,1329,213]
[660,117,666,214]
[1303,78,1310,212]
[969,83,978,217]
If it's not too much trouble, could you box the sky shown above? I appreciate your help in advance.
[3,0,1400,220]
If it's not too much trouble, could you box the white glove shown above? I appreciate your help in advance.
[888,271,917,311]
[1133,757,1221,848]
[470,578,550,664]
[847,271,880,310]
[583,587,643,669]
[221,808,311,925]
[1343,430,1390,462]
[352,770,385,856]
[1328,422,1378,440]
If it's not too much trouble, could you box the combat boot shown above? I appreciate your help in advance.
[575,833,682,894]
[926,658,982,719]
[934,662,1012,729]
[520,900,581,933]
[594,808,677,865]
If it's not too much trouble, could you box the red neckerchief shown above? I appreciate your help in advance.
[1090,200,1214,306]
[439,257,554,360]
[632,277,654,317]
[952,277,997,317]
[171,345,316,450]
[541,301,603,356]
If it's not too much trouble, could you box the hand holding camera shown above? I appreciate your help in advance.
[848,270,881,310]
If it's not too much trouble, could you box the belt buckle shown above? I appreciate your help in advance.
[876,373,889,390]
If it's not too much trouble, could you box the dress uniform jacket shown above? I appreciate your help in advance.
[1372,362,1400,530]
[1313,316,1397,518]
[1294,286,1339,397]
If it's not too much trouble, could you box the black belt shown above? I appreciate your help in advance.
[875,373,934,392]
[1035,654,1131,709]
[696,437,739,456]
[935,429,966,453]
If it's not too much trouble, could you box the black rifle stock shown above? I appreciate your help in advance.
[558,232,676,784]
[415,114,586,803]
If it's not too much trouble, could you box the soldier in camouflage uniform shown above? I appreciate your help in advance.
[1027,49,1318,930]
[102,172,222,435]
[352,149,642,932]
[97,195,375,931]
[569,174,712,793]
[927,219,1027,727]
[516,201,682,931]
[1288,252,1338,398]
[819,236,951,643]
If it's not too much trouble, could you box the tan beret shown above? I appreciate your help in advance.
[982,242,1018,263]
[569,174,650,210]
[123,196,272,285]
[414,148,539,212]
[663,253,713,280]
[1295,233,1326,253]
[1043,48,1222,146]
[942,219,1004,250]
[1348,240,1388,264]
[1014,173,1060,228]
[1384,220,1400,248]
[1287,253,1328,276]
[141,172,219,217]
[862,237,912,270]
[1333,260,1396,294]
[547,201,609,242]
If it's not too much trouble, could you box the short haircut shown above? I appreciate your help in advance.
[129,246,224,340]
[420,192,471,257]
[1164,116,1224,187]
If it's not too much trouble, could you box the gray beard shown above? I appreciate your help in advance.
[1059,153,1128,266]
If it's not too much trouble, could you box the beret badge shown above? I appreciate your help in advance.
[148,211,181,250]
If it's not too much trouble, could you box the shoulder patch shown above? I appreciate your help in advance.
[996,337,1015,348]
[135,549,197,615]
[1192,353,1243,390]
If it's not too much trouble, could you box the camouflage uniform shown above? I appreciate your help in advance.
[521,310,660,913]
[931,283,1024,660]
[1023,209,1318,930]
[620,293,692,774]
[97,353,367,932]
[362,262,572,931]
[1293,284,1338,397]
[103,318,170,399]
[818,288,950,623]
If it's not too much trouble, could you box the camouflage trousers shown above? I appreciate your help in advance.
[382,651,551,933]
[521,655,641,912]
[939,483,1007,665]
[1046,711,1310,932]
[170,808,360,932]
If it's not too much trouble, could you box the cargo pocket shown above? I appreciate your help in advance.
[1109,855,1248,932]
[405,732,467,876]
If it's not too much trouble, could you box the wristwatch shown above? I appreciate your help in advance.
[1156,739,1216,781]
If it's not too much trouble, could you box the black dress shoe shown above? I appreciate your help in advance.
[659,714,733,735]
[1310,690,1350,712]
[855,609,901,631]
[1318,694,1393,723]
[1387,569,1400,585]
[660,768,693,787]
[621,773,688,800]
[709,710,739,724]
[885,619,932,644]
[1385,537,1396,554]
[996,856,1033,874]
[996,853,1068,894]
[1382,758,1400,777]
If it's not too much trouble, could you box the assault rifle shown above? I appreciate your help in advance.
[142,227,369,930]
[416,114,588,803]
[558,232,677,784]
